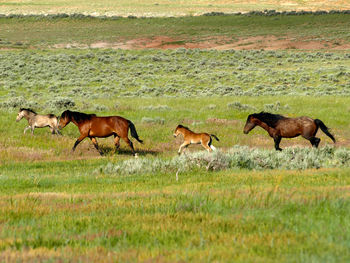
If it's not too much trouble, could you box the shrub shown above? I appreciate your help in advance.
[141,117,165,125]
[97,146,350,176]
[48,97,75,110]
[142,105,172,111]
[227,102,256,111]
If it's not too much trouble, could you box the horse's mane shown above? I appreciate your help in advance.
[63,110,96,123]
[20,108,37,114]
[251,112,286,128]
[177,124,191,131]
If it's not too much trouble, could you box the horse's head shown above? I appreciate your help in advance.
[173,124,189,137]
[58,110,71,129]
[16,109,25,122]
[173,125,184,137]
[243,114,257,134]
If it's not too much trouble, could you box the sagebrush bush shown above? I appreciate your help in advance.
[47,97,76,110]
[227,102,256,111]
[142,105,172,111]
[141,117,165,125]
[0,49,348,103]
[97,146,350,175]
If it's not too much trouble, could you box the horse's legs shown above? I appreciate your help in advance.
[31,126,35,135]
[49,125,60,135]
[72,135,87,152]
[114,135,120,153]
[274,136,282,151]
[24,126,31,134]
[178,142,190,155]
[90,137,103,155]
[309,137,321,148]
[122,137,136,156]
[203,140,212,153]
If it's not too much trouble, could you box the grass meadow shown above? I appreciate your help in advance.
[0,13,350,262]
[0,14,350,49]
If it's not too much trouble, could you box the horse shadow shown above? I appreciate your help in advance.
[98,145,160,156]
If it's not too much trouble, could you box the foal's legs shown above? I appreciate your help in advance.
[90,137,103,155]
[274,136,282,151]
[122,136,136,156]
[178,142,190,155]
[203,140,212,153]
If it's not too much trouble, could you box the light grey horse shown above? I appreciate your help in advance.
[16,108,60,135]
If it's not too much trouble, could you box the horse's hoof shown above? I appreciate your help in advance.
[134,153,138,158]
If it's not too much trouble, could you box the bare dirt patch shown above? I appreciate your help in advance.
[53,35,350,50]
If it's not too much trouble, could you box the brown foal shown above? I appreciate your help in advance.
[173,125,219,154]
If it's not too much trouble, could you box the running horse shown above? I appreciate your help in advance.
[16,108,60,135]
[243,112,336,150]
[173,124,219,154]
[58,110,143,156]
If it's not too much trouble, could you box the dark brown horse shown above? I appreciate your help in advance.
[58,110,143,156]
[243,112,335,151]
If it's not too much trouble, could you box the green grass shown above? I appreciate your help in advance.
[0,49,349,105]
[1,11,350,261]
[1,161,350,261]
[1,96,349,163]
[0,14,349,48]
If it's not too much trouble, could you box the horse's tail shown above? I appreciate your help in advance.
[314,119,336,143]
[210,134,220,141]
[128,120,143,143]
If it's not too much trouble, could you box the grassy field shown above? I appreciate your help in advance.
[1,14,350,49]
[1,48,350,162]
[1,163,350,261]
[1,0,350,17]
[1,10,350,262]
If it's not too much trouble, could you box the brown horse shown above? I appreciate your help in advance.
[243,112,335,151]
[173,125,219,154]
[58,110,143,156]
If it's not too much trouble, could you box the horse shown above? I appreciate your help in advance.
[16,108,60,135]
[173,124,219,154]
[58,110,143,156]
[243,112,336,151]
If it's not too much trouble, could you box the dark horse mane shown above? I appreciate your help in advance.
[63,110,96,123]
[251,112,286,128]
[177,124,191,130]
[20,108,37,114]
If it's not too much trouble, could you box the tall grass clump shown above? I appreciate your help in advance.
[98,146,350,175]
